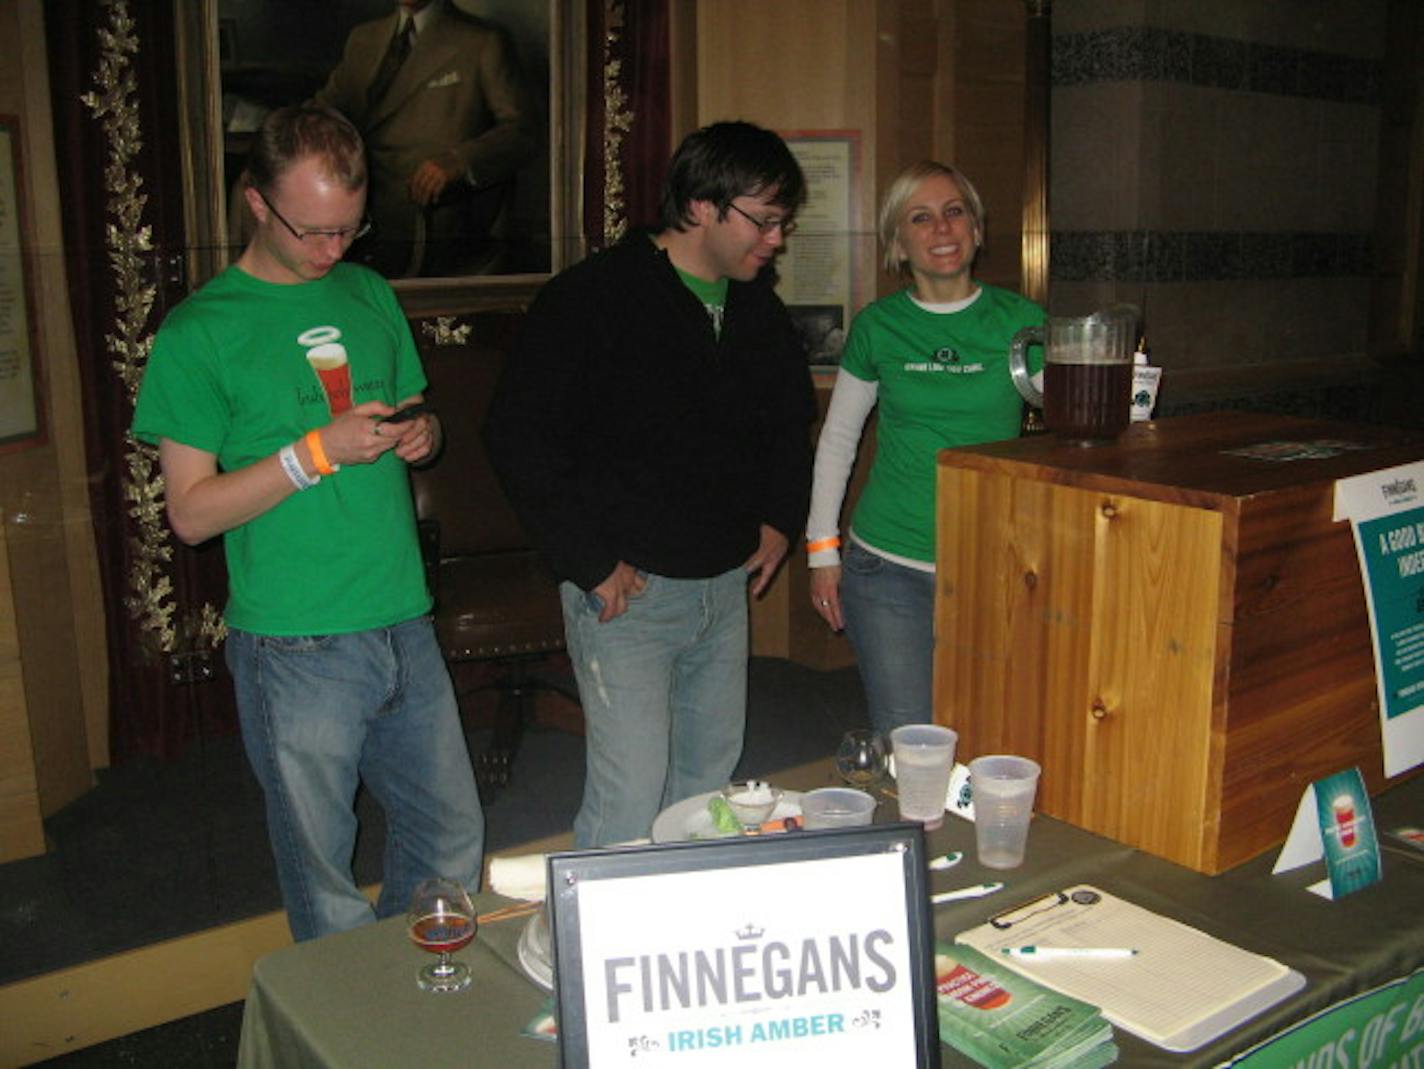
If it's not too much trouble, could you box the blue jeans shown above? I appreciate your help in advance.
[562,569,748,847]
[840,541,936,736]
[226,617,484,942]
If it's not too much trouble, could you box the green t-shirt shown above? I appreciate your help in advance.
[676,267,729,337]
[840,284,1044,562]
[132,263,430,635]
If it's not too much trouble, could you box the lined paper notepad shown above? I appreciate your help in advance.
[956,885,1306,1052]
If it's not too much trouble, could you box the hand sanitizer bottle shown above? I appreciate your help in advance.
[1130,335,1161,422]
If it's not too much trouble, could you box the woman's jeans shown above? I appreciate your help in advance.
[561,568,748,847]
[840,541,935,736]
[227,617,485,942]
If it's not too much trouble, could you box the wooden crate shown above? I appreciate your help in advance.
[934,411,1424,874]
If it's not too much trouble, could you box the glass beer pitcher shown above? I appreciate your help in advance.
[1009,304,1139,445]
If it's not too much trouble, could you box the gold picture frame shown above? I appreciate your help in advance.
[172,0,586,314]
[0,114,45,450]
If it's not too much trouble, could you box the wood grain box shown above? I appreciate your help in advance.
[934,412,1423,874]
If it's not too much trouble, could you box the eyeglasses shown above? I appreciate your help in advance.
[727,202,797,237]
[256,188,372,243]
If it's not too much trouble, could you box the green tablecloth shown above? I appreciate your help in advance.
[238,903,553,1067]
[237,767,1424,1068]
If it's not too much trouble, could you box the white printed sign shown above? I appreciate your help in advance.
[571,851,921,1067]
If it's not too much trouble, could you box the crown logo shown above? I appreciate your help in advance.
[735,924,764,941]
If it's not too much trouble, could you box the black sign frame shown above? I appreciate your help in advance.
[547,823,939,1068]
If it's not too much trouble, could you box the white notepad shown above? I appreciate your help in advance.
[956,884,1306,1052]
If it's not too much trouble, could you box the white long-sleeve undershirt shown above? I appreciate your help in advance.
[805,368,878,569]
[804,289,1042,572]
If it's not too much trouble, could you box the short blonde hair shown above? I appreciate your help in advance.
[878,160,985,277]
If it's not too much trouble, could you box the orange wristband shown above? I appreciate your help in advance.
[305,429,338,475]
[806,536,841,553]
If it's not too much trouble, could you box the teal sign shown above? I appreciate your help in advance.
[1356,510,1424,721]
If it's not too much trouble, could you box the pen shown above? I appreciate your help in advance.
[928,851,963,871]
[1002,946,1138,960]
[931,882,1004,904]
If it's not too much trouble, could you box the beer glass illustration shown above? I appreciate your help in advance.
[299,326,352,415]
[1332,794,1357,849]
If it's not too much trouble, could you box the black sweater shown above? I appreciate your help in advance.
[484,232,815,591]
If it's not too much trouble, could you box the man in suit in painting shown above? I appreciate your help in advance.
[314,0,537,278]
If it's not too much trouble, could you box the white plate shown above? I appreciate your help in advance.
[516,910,553,991]
[651,789,804,843]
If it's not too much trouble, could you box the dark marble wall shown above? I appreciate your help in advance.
[1048,2,1390,422]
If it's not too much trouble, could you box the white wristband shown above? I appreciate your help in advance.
[279,443,320,490]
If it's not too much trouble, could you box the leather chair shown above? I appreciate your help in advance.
[408,313,578,795]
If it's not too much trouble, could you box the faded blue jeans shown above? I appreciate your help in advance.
[840,540,936,735]
[562,568,748,847]
[226,617,484,942]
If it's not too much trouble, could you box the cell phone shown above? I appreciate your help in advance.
[382,402,429,424]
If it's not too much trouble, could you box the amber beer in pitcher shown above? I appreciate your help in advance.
[1008,305,1138,445]
[1044,360,1132,442]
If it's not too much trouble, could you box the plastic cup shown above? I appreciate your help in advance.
[889,725,959,830]
[801,787,876,829]
[968,755,1041,869]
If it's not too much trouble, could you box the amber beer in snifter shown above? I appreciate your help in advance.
[1008,305,1139,445]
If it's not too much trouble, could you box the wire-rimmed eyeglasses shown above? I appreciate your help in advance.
[256,188,372,243]
[727,202,798,237]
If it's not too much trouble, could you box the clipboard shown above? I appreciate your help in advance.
[956,885,1306,1052]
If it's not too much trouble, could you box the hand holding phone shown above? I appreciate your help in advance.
[381,402,429,425]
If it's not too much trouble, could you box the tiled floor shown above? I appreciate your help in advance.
[17,657,866,1067]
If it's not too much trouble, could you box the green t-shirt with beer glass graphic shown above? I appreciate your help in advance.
[132,262,430,635]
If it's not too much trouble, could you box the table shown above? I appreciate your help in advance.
[237,762,1424,1068]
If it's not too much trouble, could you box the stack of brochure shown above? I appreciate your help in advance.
[936,943,1118,1068]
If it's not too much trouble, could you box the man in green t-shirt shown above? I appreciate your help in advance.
[132,105,483,942]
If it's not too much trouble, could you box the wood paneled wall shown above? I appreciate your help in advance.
[691,0,1032,664]
[0,0,106,860]
[694,0,1029,298]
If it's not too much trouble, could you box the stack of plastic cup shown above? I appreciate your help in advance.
[889,725,959,830]
[967,755,1041,868]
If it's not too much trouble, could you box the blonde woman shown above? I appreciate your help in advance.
[805,160,1044,733]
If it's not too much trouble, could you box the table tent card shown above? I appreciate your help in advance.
[1333,460,1424,777]
[1272,766,1383,899]
[546,825,939,1069]
[946,762,975,821]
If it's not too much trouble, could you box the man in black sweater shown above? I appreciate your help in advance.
[485,121,814,846]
